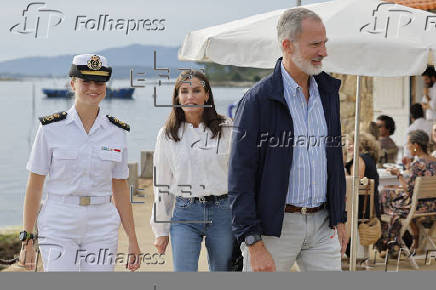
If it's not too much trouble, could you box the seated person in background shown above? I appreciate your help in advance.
[432,123,436,158]
[375,130,436,254]
[403,104,433,158]
[421,66,436,121]
[376,115,399,164]
[344,132,381,259]
[345,132,381,219]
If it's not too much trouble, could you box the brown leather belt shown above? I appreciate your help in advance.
[285,203,326,215]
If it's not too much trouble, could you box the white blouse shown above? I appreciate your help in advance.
[150,119,232,237]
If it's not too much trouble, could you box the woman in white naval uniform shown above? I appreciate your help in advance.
[18,54,140,271]
[150,70,233,271]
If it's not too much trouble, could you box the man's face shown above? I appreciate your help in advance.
[423,76,434,88]
[376,119,389,137]
[291,18,328,76]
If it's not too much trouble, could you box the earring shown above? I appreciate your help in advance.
[413,147,417,153]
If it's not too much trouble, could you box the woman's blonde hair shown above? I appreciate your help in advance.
[348,132,381,162]
[360,121,379,140]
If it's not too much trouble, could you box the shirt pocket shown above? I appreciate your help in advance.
[51,147,79,174]
[94,146,122,178]
[98,150,122,163]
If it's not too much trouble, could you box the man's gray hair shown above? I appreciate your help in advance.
[277,8,322,49]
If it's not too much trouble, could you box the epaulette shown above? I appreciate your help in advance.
[106,115,130,132]
[39,111,67,125]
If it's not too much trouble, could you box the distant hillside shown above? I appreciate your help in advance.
[0,44,203,78]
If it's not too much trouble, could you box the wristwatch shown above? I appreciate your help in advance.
[19,230,34,242]
[244,234,262,246]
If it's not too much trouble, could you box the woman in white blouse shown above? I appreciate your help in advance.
[150,70,233,271]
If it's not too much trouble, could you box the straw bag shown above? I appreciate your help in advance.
[358,193,381,246]
[358,218,381,246]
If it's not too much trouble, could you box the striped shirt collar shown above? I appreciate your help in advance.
[280,62,319,99]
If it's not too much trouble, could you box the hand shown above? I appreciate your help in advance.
[154,236,169,255]
[402,156,411,168]
[386,168,400,176]
[18,239,36,271]
[248,241,276,272]
[335,223,348,257]
[126,239,141,272]
[422,102,430,110]
[424,88,430,101]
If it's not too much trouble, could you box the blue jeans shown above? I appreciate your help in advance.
[170,195,233,271]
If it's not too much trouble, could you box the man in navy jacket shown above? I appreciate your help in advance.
[228,8,347,272]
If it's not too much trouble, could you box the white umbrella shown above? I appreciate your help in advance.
[179,0,436,271]
[179,0,435,75]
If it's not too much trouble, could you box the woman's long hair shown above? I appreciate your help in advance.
[164,70,226,142]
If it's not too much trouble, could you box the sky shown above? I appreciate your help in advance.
[0,0,329,62]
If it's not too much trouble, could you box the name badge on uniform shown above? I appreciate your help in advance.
[101,146,121,153]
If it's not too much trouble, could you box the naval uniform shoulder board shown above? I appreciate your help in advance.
[39,111,67,125]
[106,115,130,132]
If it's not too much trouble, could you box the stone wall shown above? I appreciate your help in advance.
[331,73,374,136]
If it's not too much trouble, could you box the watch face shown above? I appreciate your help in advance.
[246,236,254,245]
[19,231,26,241]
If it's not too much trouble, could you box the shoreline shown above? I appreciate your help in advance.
[0,77,255,88]
[210,80,254,88]
[0,226,20,235]
[0,78,18,81]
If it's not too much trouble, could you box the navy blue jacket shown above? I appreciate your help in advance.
[228,58,347,243]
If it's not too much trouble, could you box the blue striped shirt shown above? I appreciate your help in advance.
[281,63,328,208]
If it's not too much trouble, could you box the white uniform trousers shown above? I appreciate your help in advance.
[37,197,121,271]
[241,208,342,271]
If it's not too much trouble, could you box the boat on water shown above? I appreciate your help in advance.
[42,87,135,99]
[42,89,74,98]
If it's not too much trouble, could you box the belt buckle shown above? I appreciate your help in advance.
[199,197,206,203]
[79,196,91,206]
[301,207,307,215]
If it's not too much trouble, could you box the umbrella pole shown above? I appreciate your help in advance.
[349,75,361,272]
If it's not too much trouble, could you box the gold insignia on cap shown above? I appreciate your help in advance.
[87,55,102,71]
